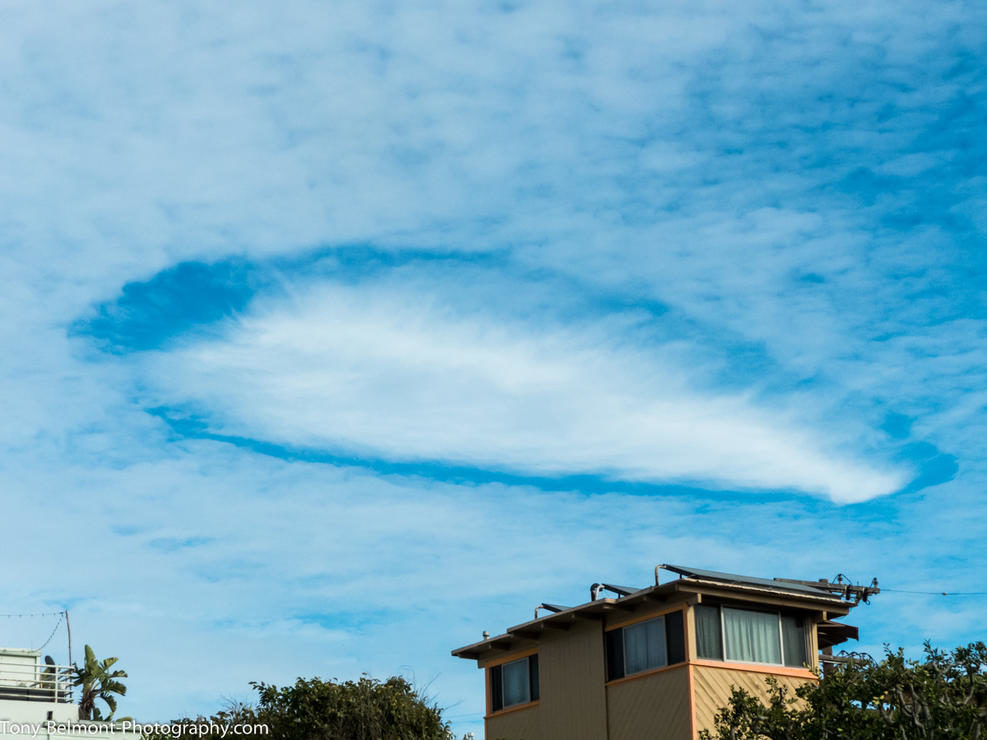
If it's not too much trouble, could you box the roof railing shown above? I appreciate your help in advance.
[0,659,74,703]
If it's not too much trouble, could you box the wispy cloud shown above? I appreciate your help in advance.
[132,270,908,502]
[0,0,985,736]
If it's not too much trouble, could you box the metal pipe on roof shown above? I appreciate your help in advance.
[591,583,638,600]
[534,603,567,618]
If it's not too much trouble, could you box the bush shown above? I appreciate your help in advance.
[157,675,452,740]
[251,675,451,740]
[701,642,987,740]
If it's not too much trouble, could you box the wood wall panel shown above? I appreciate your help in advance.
[692,665,815,737]
[485,621,608,740]
[606,664,692,740]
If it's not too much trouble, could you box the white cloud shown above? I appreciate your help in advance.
[142,279,907,503]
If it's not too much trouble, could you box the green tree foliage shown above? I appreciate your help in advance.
[701,642,987,740]
[163,676,455,740]
[251,676,451,740]
[73,644,129,721]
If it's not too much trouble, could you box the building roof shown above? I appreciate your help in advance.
[659,564,842,597]
[452,564,862,660]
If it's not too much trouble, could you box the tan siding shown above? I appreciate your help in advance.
[485,621,608,740]
[607,664,692,740]
[485,704,543,740]
[685,604,697,661]
[692,664,816,736]
[807,619,819,669]
[539,621,609,739]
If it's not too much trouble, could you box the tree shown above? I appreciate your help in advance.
[73,644,129,721]
[160,675,456,740]
[251,675,451,740]
[701,642,987,739]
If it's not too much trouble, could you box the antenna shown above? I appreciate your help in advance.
[65,610,72,666]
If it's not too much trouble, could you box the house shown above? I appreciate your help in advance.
[452,564,873,739]
[0,648,137,740]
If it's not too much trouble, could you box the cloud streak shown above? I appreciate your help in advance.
[134,273,908,502]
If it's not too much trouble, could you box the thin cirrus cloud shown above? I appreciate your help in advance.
[135,276,909,504]
[1,0,984,732]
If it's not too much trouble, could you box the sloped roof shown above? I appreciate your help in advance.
[660,563,838,598]
[453,564,857,660]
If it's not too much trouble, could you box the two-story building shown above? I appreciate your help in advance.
[453,564,871,739]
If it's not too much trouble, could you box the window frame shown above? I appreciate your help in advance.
[488,653,539,714]
[605,608,686,682]
[700,604,810,668]
[621,615,668,677]
[720,606,784,665]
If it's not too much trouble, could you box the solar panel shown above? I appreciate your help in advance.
[660,564,835,597]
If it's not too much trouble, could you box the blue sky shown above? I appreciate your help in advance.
[1,0,986,734]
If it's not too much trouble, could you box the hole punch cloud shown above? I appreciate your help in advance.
[138,278,908,504]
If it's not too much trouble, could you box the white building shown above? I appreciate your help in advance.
[0,648,137,740]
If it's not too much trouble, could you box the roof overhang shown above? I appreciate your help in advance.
[452,577,853,660]
[672,579,853,616]
[818,619,859,649]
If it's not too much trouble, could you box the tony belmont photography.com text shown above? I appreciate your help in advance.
[0,723,269,737]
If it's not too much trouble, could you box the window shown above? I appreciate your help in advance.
[723,607,782,663]
[695,604,723,660]
[624,616,667,674]
[489,655,539,712]
[606,610,685,681]
[695,605,809,667]
[781,614,808,667]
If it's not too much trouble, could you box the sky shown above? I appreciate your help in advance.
[1,0,985,735]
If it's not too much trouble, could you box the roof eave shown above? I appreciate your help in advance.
[673,579,852,613]
[452,577,857,659]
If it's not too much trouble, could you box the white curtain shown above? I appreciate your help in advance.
[723,608,781,664]
[501,658,530,707]
[623,616,667,674]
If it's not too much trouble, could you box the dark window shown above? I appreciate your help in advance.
[491,663,503,712]
[606,611,685,681]
[489,655,538,712]
[696,604,723,660]
[528,654,539,701]
[781,615,808,667]
[666,610,686,664]
[624,616,667,674]
[605,628,624,681]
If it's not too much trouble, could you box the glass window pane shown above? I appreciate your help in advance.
[695,605,723,660]
[781,615,807,667]
[623,616,667,675]
[665,610,685,664]
[606,628,625,680]
[723,608,781,664]
[501,658,530,707]
[490,666,503,712]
